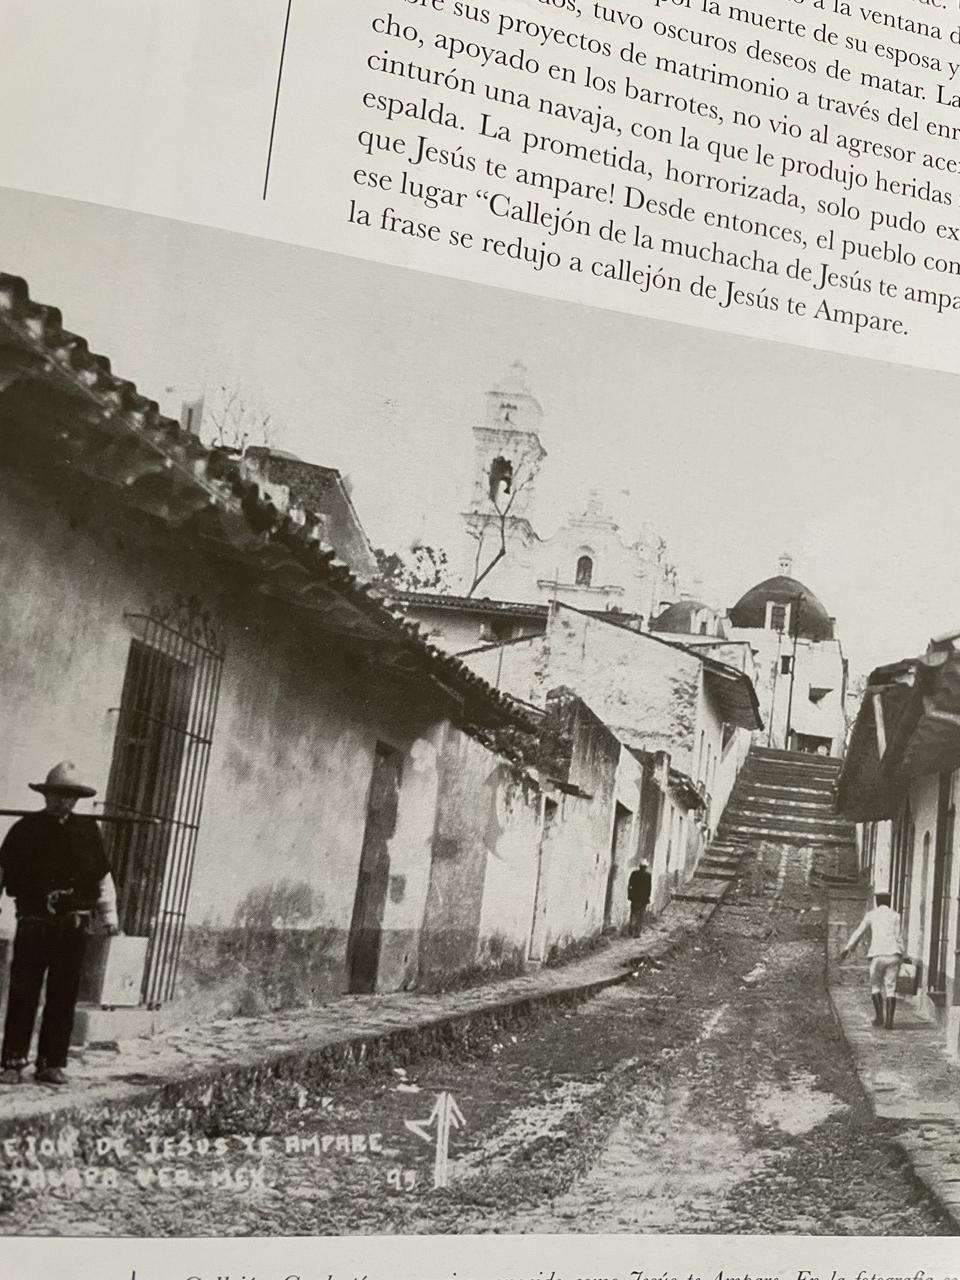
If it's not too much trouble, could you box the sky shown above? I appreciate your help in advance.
[0,185,955,679]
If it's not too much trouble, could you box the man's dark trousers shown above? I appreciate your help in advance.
[1,917,87,1071]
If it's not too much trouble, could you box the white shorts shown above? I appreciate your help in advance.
[869,955,901,997]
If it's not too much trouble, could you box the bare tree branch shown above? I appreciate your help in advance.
[465,440,541,597]
[374,542,451,593]
[205,384,278,454]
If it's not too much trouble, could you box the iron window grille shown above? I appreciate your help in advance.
[102,601,224,1008]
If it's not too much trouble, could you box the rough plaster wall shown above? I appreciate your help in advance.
[475,767,541,965]
[731,625,792,748]
[462,636,543,706]
[611,748,644,925]
[206,633,376,926]
[681,811,703,881]
[463,610,704,774]
[694,676,736,833]
[708,642,756,675]
[467,628,699,930]
[636,764,669,911]
[734,627,845,751]
[545,610,701,772]
[403,608,484,653]
[418,728,500,978]
[884,777,940,1028]
[398,606,546,658]
[0,471,452,1011]
[0,474,133,857]
[539,791,604,949]
[415,725,544,982]
[655,802,675,896]
[655,797,703,894]
[903,774,939,981]
[946,775,960,998]
[537,702,631,950]
[177,615,448,1006]
[792,641,846,750]
[374,730,443,992]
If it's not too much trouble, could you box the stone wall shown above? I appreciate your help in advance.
[465,604,714,778]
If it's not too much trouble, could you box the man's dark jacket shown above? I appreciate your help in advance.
[0,813,109,918]
[627,867,652,907]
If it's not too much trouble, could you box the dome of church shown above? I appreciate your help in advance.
[729,556,834,641]
[650,600,712,635]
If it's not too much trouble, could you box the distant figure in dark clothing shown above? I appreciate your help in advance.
[627,861,652,938]
[0,762,119,1087]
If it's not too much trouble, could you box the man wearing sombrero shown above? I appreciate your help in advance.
[0,762,119,1086]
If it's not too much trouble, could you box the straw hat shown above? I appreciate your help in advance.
[29,761,97,798]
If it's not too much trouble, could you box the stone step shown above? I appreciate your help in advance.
[737,793,839,814]
[724,814,845,835]
[746,780,837,798]
[742,752,839,762]
[746,751,842,768]
[742,781,839,798]
[672,877,729,903]
[750,748,843,766]
[731,813,842,830]
[721,821,854,846]
[744,767,840,786]
[727,800,847,821]
[721,814,854,835]
[742,778,839,798]
[814,872,861,887]
[724,824,853,845]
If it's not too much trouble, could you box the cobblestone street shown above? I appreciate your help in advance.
[0,839,953,1237]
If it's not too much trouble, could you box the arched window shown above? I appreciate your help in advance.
[488,456,513,501]
[575,555,593,586]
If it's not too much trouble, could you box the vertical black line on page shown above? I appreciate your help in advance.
[263,0,293,200]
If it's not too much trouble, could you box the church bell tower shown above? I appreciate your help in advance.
[460,361,547,598]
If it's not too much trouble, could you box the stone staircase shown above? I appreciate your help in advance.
[674,746,858,902]
[717,745,852,847]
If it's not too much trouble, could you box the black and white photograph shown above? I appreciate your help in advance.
[0,183,959,1244]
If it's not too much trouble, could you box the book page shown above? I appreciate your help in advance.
[0,2,958,1278]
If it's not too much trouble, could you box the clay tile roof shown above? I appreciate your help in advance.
[0,272,538,736]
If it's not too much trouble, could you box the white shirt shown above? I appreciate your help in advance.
[96,873,119,929]
[844,905,905,958]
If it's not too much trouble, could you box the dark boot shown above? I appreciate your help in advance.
[884,996,897,1029]
[871,993,884,1026]
[34,1066,68,1086]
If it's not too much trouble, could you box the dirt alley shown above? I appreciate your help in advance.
[0,841,953,1236]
